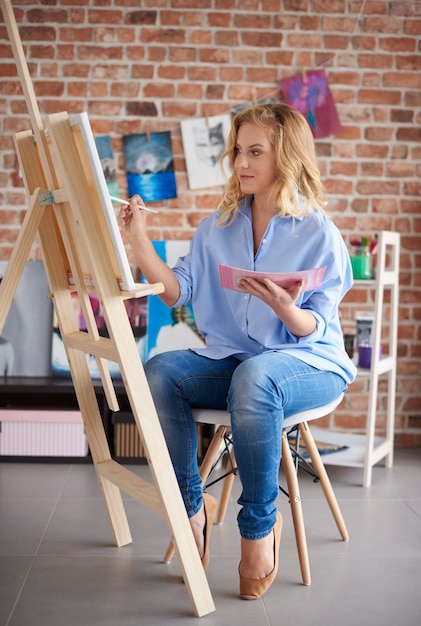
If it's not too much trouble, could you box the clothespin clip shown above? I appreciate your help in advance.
[252,88,258,106]
[145,121,151,142]
[204,110,210,127]
[301,66,307,84]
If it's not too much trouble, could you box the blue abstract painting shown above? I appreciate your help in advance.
[123,131,177,202]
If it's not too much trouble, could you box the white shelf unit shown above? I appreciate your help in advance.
[312,231,400,487]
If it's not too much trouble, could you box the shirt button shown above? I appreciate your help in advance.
[262,238,267,244]
[243,295,248,300]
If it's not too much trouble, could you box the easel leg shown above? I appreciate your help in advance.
[67,346,132,547]
[0,186,46,332]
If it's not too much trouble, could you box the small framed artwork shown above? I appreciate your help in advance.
[180,114,231,190]
[123,131,177,202]
[51,291,148,379]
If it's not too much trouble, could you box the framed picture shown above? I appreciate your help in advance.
[144,241,205,360]
[51,291,148,379]
[51,240,206,378]
[95,134,119,199]
[123,131,177,202]
[180,114,231,190]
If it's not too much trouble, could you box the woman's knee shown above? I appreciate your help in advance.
[227,357,272,413]
[144,353,177,394]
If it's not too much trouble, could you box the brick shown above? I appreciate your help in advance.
[396,55,421,71]
[20,26,56,42]
[312,0,347,12]
[299,16,320,30]
[208,12,232,27]
[286,33,323,48]
[141,28,186,44]
[169,46,197,63]
[372,198,399,214]
[365,17,403,33]
[355,144,389,159]
[359,89,401,105]
[357,53,394,69]
[379,37,417,52]
[395,2,421,18]
[199,47,230,63]
[384,71,421,88]
[330,161,358,176]
[387,162,415,177]
[191,29,213,45]
[397,127,421,142]
[364,127,394,141]
[357,180,399,195]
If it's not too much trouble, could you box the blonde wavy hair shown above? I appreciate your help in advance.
[216,103,328,226]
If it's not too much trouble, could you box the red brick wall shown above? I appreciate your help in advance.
[1,1,420,445]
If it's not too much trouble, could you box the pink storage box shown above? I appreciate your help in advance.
[0,409,89,457]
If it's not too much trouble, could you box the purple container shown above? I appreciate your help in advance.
[357,345,382,369]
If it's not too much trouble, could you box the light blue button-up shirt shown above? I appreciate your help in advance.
[172,196,357,384]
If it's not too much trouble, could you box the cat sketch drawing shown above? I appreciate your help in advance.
[181,114,231,190]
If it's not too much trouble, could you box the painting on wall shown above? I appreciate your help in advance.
[143,241,205,360]
[51,241,206,377]
[51,292,148,379]
[123,131,177,203]
[95,134,119,199]
[180,114,231,190]
[280,69,342,138]
[230,97,278,116]
[0,261,52,377]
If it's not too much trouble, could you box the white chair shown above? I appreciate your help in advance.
[164,394,349,585]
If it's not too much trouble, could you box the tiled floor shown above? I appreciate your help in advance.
[1,448,420,626]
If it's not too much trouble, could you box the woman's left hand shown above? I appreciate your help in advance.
[238,276,303,308]
[237,277,316,338]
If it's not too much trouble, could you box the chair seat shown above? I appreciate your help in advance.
[192,393,344,429]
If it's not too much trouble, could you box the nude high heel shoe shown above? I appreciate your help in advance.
[239,511,283,600]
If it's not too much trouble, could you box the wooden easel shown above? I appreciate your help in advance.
[0,0,214,617]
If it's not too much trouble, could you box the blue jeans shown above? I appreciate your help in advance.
[144,350,347,540]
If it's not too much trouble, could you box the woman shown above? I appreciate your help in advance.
[118,103,357,600]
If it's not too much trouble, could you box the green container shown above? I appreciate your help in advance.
[350,255,372,279]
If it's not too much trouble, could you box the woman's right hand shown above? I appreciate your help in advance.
[118,194,181,306]
[118,194,149,245]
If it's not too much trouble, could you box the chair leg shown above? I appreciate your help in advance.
[163,425,227,564]
[216,446,236,524]
[282,431,311,585]
[298,422,349,541]
[199,425,228,480]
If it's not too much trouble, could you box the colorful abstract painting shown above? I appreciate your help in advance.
[51,292,148,379]
[51,241,205,377]
[280,69,342,138]
[144,241,206,359]
[123,131,177,202]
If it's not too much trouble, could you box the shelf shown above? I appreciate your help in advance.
[310,427,387,469]
[324,232,400,486]
[352,279,376,286]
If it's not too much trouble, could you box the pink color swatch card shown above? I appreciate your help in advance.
[219,264,327,293]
